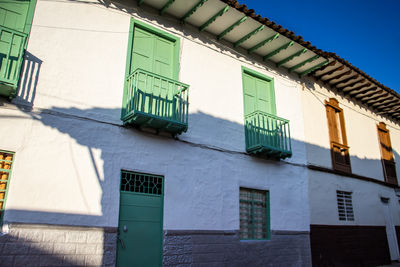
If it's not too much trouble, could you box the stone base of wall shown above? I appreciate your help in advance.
[163,230,312,267]
[0,223,117,267]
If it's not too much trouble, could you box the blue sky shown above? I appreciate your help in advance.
[240,0,400,93]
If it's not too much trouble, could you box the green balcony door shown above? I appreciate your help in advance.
[0,0,35,96]
[0,0,30,32]
[129,23,178,117]
[130,26,175,78]
[242,68,276,116]
[117,171,164,267]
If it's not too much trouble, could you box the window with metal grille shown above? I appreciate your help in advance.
[120,170,163,196]
[240,187,270,240]
[337,190,354,221]
[0,151,14,222]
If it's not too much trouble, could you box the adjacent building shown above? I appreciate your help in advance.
[0,0,399,266]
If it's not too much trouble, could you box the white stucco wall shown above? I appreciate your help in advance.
[0,0,310,231]
[302,74,400,226]
[309,169,400,226]
[302,81,400,180]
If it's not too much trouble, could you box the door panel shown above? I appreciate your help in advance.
[243,73,257,116]
[242,71,275,116]
[131,27,154,74]
[0,0,30,32]
[117,190,163,267]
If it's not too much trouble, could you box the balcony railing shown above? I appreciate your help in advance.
[0,25,27,98]
[244,111,292,159]
[121,68,189,135]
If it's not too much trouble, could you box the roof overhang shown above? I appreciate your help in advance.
[137,0,400,122]
[139,0,329,76]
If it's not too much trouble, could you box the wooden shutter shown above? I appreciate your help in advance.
[377,122,397,185]
[325,98,351,173]
[0,152,13,220]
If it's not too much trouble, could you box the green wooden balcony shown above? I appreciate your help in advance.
[245,111,292,159]
[121,68,189,135]
[0,25,27,98]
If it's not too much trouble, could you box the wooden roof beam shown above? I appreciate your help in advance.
[371,97,395,107]
[160,0,175,15]
[299,60,330,77]
[348,83,373,96]
[323,70,351,84]
[248,33,279,54]
[217,16,247,40]
[314,60,336,75]
[289,55,320,72]
[342,79,367,92]
[316,65,344,79]
[331,75,359,88]
[360,91,388,102]
[263,41,294,61]
[276,48,307,67]
[181,0,208,22]
[234,25,264,47]
[354,88,380,100]
[199,5,229,31]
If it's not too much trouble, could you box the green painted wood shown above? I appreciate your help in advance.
[217,16,246,40]
[288,54,320,72]
[234,25,264,48]
[199,5,229,31]
[181,0,208,22]
[242,67,276,116]
[242,67,291,159]
[116,172,164,267]
[248,33,279,54]
[276,48,307,67]
[299,59,329,77]
[263,41,294,61]
[159,0,175,15]
[0,0,36,98]
[122,20,188,135]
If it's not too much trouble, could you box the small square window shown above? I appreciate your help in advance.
[239,187,270,239]
[336,190,354,221]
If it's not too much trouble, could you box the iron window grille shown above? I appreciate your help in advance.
[120,170,163,196]
[337,190,354,221]
[240,187,270,240]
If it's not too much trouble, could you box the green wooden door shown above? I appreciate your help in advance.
[117,171,164,267]
[130,26,176,117]
[242,71,276,116]
[0,0,34,95]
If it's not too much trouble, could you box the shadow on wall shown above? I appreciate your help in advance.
[13,51,42,108]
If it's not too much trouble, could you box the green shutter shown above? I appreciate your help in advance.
[0,0,37,98]
[242,67,276,116]
[0,1,30,32]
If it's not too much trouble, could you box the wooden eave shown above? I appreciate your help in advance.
[137,0,400,122]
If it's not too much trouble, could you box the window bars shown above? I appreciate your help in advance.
[240,187,269,239]
[337,190,354,221]
[120,170,163,196]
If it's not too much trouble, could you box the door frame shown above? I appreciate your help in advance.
[116,169,165,267]
[381,197,400,261]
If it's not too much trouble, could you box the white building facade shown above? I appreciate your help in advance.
[0,0,399,266]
